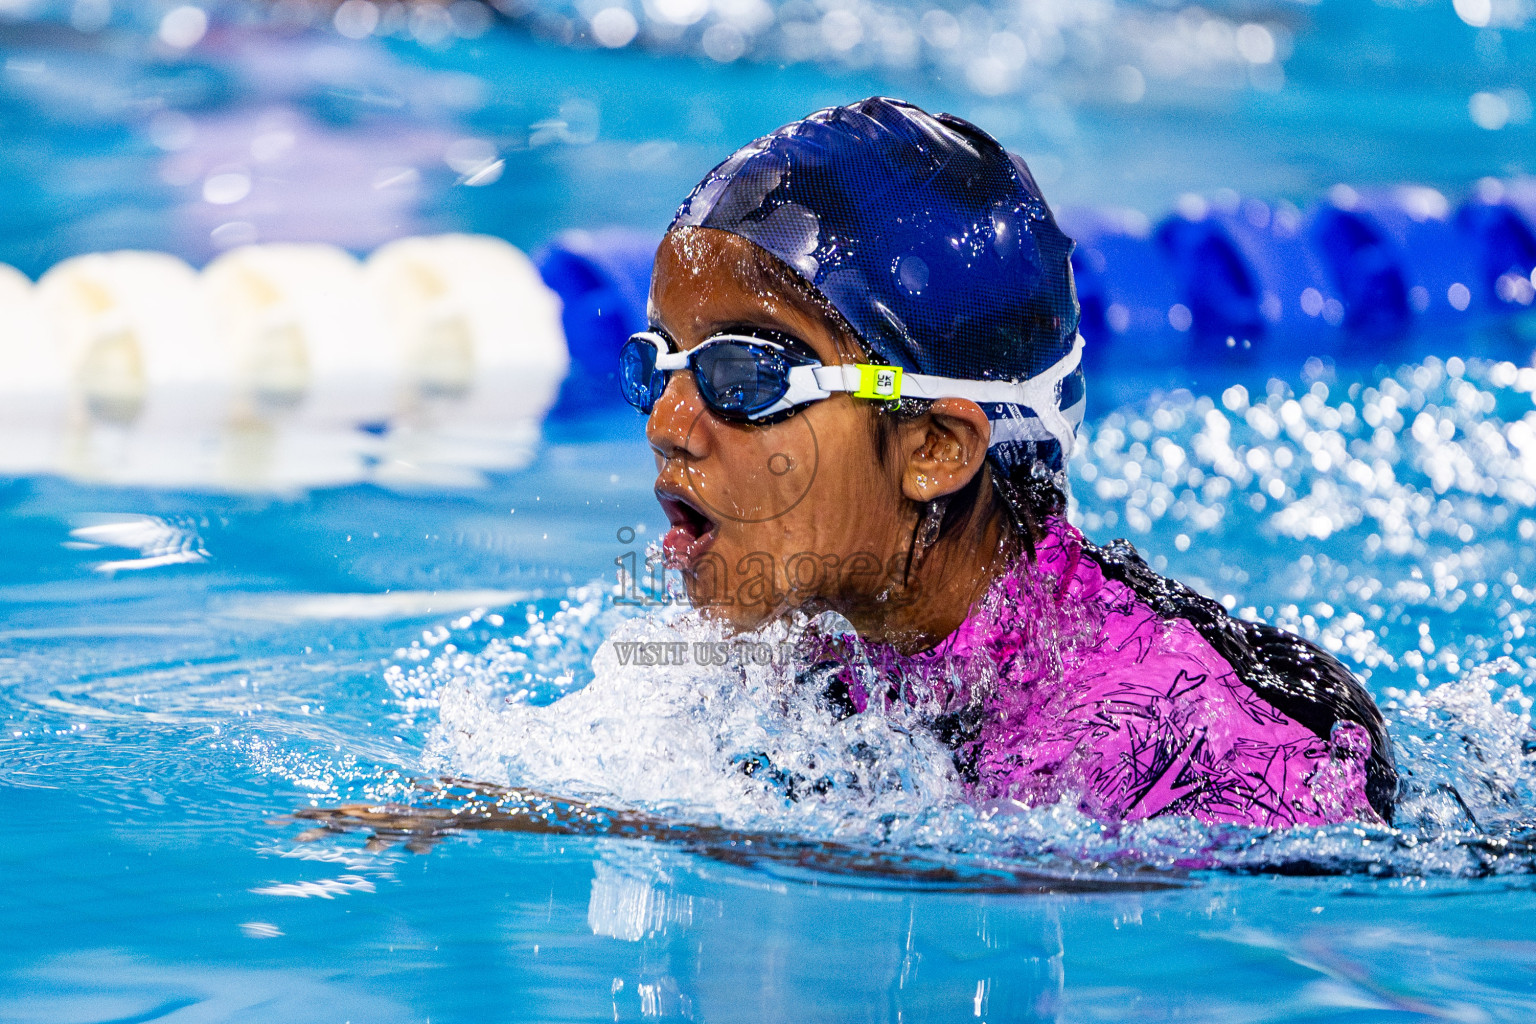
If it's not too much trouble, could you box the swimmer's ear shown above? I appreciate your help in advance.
[898,398,991,503]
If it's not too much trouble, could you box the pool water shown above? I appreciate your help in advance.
[6,345,1536,1020]
[5,1,1536,1020]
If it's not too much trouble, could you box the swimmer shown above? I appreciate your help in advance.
[626,97,1396,828]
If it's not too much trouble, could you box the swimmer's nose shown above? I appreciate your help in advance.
[646,370,710,462]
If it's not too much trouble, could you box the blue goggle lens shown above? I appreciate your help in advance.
[692,343,791,417]
[619,335,801,420]
[619,336,665,413]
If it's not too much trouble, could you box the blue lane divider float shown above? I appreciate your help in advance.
[1062,178,1536,370]
[1057,209,1189,372]
[1311,185,1481,334]
[1071,195,1351,365]
[1158,194,1346,360]
[534,228,656,418]
[1459,181,1536,311]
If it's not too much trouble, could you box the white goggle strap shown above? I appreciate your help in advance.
[639,331,690,372]
[811,333,1085,456]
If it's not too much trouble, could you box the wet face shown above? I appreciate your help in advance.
[645,229,914,631]
[645,228,1001,638]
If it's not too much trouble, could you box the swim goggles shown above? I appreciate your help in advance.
[620,330,1086,456]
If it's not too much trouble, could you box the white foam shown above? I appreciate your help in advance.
[411,607,964,837]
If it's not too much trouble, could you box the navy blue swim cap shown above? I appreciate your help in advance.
[671,96,1084,474]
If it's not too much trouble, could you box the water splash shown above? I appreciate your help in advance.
[409,606,964,836]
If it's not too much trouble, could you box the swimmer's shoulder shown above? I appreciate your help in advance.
[1078,534,1399,823]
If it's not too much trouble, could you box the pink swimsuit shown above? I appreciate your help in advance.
[826,517,1392,828]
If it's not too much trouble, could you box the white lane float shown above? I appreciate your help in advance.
[0,235,570,491]
[203,242,396,428]
[35,250,226,488]
[202,242,393,489]
[364,233,569,487]
[0,263,64,478]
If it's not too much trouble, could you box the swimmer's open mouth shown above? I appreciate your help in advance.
[657,487,718,566]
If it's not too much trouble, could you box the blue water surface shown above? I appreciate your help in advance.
[5,2,1536,1021]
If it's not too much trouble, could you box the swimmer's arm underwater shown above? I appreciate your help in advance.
[281,779,1185,893]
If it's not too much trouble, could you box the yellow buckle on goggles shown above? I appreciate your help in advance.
[852,364,903,401]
